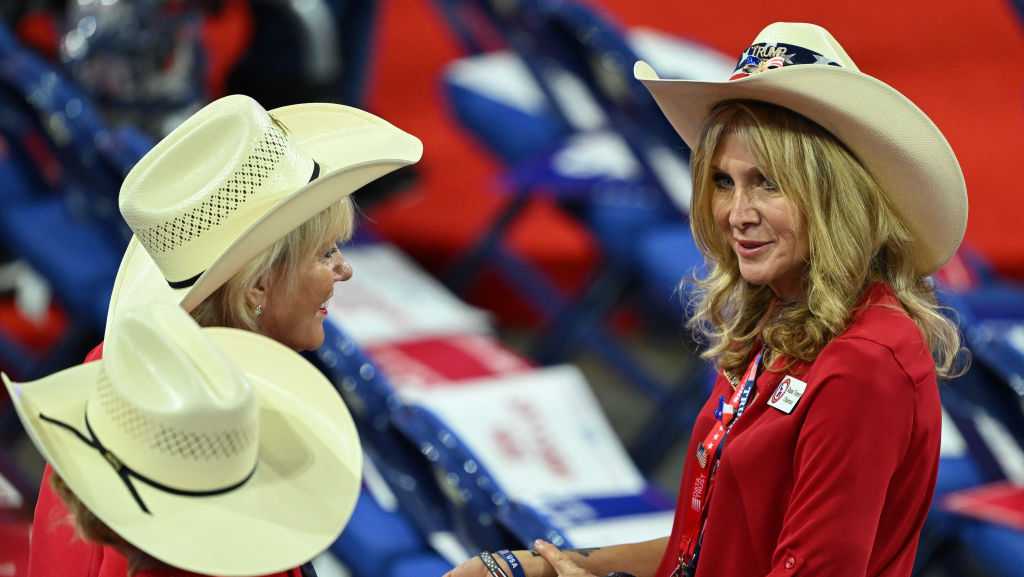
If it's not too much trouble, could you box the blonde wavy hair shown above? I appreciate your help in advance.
[52,199,355,574]
[687,100,963,380]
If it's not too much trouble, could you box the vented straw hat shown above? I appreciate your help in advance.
[107,94,423,336]
[4,304,362,576]
[635,22,968,274]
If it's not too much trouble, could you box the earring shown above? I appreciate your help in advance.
[255,304,263,317]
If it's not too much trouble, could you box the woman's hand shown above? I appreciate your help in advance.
[445,550,546,577]
[444,555,492,577]
[532,540,598,577]
[443,537,661,577]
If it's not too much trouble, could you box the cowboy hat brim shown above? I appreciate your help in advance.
[634,60,967,274]
[3,328,362,576]
[105,103,423,337]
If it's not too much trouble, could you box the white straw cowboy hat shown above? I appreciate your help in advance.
[3,304,362,575]
[106,94,423,336]
[635,22,968,274]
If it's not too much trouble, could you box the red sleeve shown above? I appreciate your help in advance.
[765,338,916,577]
[26,343,106,577]
[83,343,104,363]
[27,466,104,577]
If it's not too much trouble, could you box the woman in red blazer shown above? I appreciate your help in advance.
[449,21,967,577]
[26,94,422,576]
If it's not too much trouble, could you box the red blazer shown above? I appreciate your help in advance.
[655,283,942,577]
[27,344,304,577]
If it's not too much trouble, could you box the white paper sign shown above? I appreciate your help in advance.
[328,244,492,345]
[399,365,646,505]
[564,511,676,548]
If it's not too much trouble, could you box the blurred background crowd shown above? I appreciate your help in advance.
[0,0,1022,576]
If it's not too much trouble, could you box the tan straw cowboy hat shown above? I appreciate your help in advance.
[4,304,362,576]
[635,22,968,274]
[106,94,423,336]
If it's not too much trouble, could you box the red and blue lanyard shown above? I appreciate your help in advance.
[673,348,763,577]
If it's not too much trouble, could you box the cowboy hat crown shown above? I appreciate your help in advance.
[119,95,315,286]
[90,304,260,493]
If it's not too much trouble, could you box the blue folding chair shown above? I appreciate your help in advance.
[437,0,576,164]
[309,321,569,571]
[391,403,570,551]
[911,312,1024,577]
[310,322,454,542]
[937,248,1024,322]
[0,196,118,339]
[0,27,134,379]
[440,1,715,473]
[0,138,40,434]
[0,26,132,245]
[389,553,456,577]
[331,488,430,577]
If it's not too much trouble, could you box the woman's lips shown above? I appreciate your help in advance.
[735,239,772,258]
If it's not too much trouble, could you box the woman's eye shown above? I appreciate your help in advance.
[761,176,778,190]
[322,245,340,260]
[712,172,734,189]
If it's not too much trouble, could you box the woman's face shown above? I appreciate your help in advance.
[258,241,352,351]
[711,132,809,301]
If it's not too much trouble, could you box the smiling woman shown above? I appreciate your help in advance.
[191,198,355,351]
[707,128,809,302]
[452,21,970,577]
[684,99,963,381]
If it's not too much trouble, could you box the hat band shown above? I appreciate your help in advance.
[165,158,323,290]
[730,42,843,80]
[39,412,257,515]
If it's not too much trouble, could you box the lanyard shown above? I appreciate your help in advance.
[673,348,763,577]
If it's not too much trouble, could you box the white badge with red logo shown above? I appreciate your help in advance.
[767,376,807,414]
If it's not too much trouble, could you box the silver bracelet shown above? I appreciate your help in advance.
[479,552,510,577]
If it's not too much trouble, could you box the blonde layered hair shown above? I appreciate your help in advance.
[687,100,962,380]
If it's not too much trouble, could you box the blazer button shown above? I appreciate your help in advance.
[784,557,796,570]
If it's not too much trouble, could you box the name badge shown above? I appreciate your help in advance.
[767,376,807,414]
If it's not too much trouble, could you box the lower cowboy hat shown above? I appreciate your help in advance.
[106,94,423,337]
[635,22,967,274]
[3,304,362,576]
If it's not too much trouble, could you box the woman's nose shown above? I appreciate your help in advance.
[334,257,353,282]
[727,189,759,228]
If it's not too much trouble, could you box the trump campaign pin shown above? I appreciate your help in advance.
[767,376,807,414]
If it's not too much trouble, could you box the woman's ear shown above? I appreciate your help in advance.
[246,278,267,310]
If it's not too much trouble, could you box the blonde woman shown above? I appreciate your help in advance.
[450,22,966,577]
[27,94,422,577]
